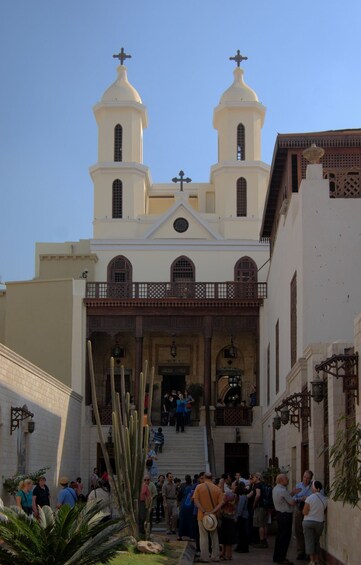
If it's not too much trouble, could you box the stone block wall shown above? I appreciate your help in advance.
[0,343,82,504]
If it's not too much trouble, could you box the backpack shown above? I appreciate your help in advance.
[261,483,274,509]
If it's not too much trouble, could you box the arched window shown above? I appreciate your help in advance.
[114,124,123,162]
[171,256,195,282]
[112,179,123,218]
[236,177,247,217]
[235,256,257,283]
[107,256,132,283]
[237,123,245,161]
[234,256,257,299]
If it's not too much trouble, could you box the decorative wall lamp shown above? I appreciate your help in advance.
[314,351,359,404]
[274,392,312,430]
[10,405,34,435]
[224,336,237,359]
[280,405,290,425]
[310,374,327,404]
[112,341,125,364]
[272,414,282,430]
[228,374,241,388]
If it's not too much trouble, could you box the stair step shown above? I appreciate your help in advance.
[150,426,206,478]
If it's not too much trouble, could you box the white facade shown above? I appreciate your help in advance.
[260,158,361,565]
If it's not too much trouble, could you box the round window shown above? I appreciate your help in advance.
[173,217,189,233]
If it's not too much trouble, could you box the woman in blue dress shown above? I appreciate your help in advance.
[177,474,195,540]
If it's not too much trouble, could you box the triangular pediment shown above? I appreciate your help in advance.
[143,198,222,240]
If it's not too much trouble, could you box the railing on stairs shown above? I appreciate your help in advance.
[205,405,216,475]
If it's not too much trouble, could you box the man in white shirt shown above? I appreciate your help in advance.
[272,474,296,565]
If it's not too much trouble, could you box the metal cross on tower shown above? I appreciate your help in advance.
[229,50,248,67]
[113,47,132,65]
[172,170,192,191]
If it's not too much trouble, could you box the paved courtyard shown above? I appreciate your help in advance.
[165,530,302,565]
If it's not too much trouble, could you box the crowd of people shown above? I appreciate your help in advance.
[14,471,111,518]
[138,468,327,565]
[10,457,327,565]
[162,389,194,429]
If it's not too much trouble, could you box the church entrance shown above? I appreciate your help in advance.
[159,365,190,424]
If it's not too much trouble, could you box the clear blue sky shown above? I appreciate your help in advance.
[0,0,360,284]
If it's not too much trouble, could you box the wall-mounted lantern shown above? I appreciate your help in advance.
[310,374,327,404]
[274,391,311,430]
[112,341,125,364]
[314,350,359,404]
[228,374,241,388]
[280,405,290,425]
[273,415,282,430]
[10,405,34,435]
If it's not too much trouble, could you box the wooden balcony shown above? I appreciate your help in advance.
[214,406,253,426]
[91,406,113,426]
[86,281,267,304]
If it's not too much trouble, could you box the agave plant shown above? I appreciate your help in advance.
[0,503,128,564]
[87,340,154,539]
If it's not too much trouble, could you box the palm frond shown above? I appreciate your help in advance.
[0,503,129,565]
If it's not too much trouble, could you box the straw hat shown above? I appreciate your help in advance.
[202,513,218,531]
[59,476,69,485]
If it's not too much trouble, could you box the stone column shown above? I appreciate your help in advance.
[203,316,213,407]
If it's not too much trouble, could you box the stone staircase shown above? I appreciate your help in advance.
[152,425,207,479]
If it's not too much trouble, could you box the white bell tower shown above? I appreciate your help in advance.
[211,52,269,239]
[90,49,150,238]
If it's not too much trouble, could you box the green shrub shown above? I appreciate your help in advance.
[3,467,50,496]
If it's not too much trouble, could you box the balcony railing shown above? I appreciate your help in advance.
[215,406,253,426]
[86,281,267,300]
[92,406,112,425]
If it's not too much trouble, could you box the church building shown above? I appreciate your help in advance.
[1,50,270,478]
[1,49,361,564]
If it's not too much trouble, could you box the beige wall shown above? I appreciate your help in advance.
[4,279,79,387]
[35,240,95,280]
[0,343,82,504]
[0,291,6,343]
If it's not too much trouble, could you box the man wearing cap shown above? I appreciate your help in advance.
[56,476,77,509]
[193,472,224,563]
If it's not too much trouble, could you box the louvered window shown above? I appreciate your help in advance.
[275,320,279,394]
[107,256,132,283]
[237,123,245,160]
[171,256,195,282]
[235,257,257,282]
[236,177,247,216]
[112,179,123,218]
[114,124,123,162]
[290,272,297,367]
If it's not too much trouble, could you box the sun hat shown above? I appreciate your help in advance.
[59,476,69,485]
[202,513,218,531]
